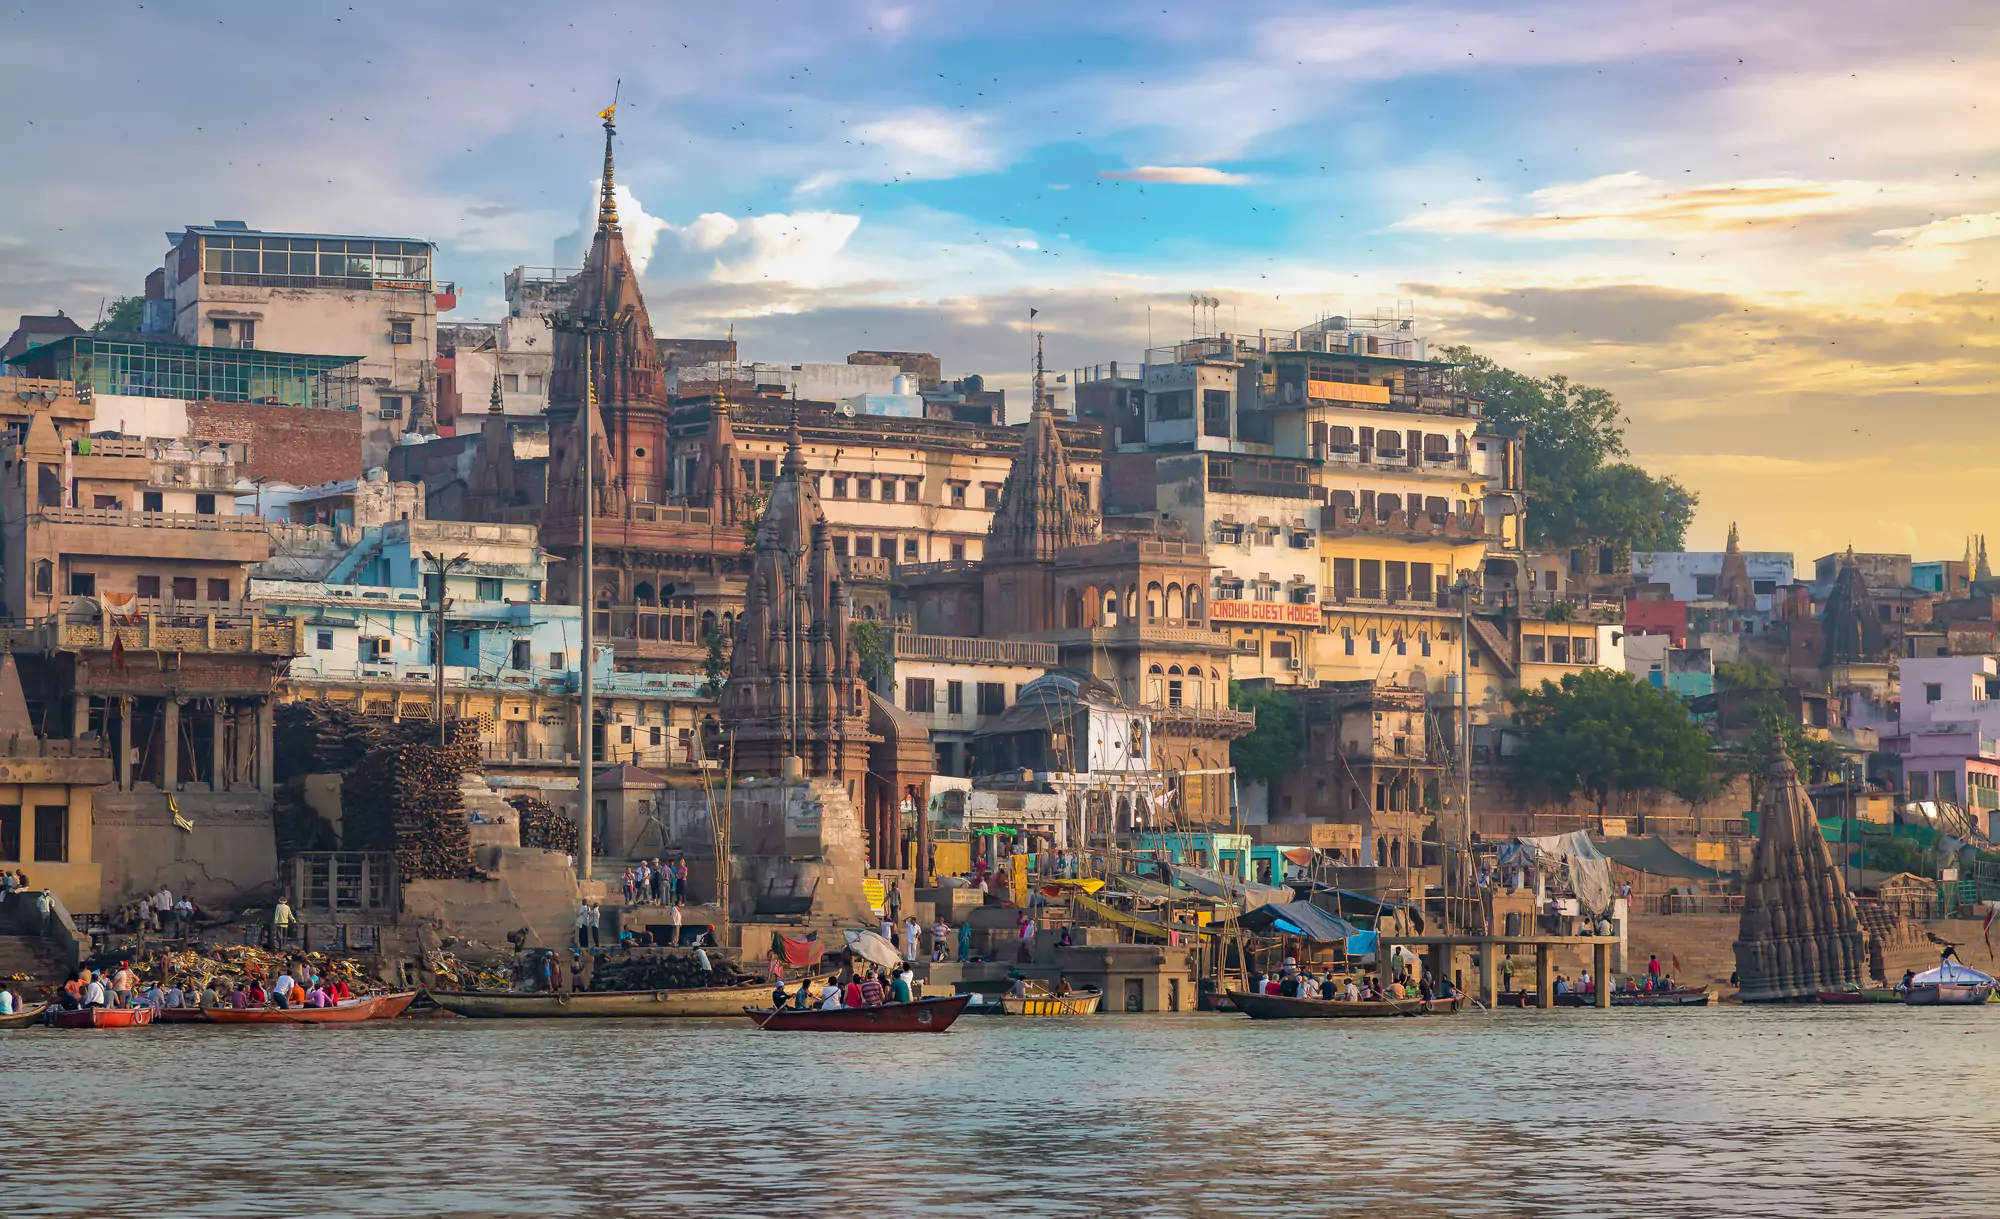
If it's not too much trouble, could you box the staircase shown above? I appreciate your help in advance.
[0,930,64,998]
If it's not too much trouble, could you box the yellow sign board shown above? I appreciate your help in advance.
[861,878,886,913]
[1011,854,1028,908]
[1308,379,1392,405]
[1600,818,1628,838]
[1692,841,1725,863]
[1209,600,1321,626]
[1309,823,1362,851]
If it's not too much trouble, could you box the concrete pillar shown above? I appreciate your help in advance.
[1478,941,1497,1009]
[71,693,88,740]
[1536,943,1554,1010]
[211,703,226,792]
[118,698,132,791]
[1594,941,1612,1010]
[162,697,179,790]
[257,700,275,794]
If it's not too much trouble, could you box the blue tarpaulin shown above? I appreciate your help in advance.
[1346,930,1380,957]
[1236,901,1363,943]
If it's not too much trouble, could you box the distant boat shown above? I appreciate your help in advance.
[1001,987,1103,1016]
[1227,990,1464,1019]
[1814,986,1900,1004]
[1903,959,1997,1007]
[1557,986,1713,1008]
[744,994,972,1032]
[53,1006,154,1030]
[204,997,383,1025]
[428,984,774,1019]
[0,1002,48,1029]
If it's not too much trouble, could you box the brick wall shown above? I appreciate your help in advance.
[186,402,363,485]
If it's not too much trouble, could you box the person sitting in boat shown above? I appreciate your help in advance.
[859,969,886,1007]
[891,967,914,1004]
[819,978,844,1010]
[1299,975,1321,1000]
[1553,974,1571,998]
[1054,975,1073,998]
[1278,969,1300,998]
[1898,968,1916,994]
[771,978,789,1010]
[1007,974,1029,1000]
[1344,978,1362,1003]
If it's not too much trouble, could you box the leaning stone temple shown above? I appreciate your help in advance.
[1733,756,1866,1001]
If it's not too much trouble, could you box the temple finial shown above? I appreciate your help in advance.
[596,100,620,233]
[488,352,505,414]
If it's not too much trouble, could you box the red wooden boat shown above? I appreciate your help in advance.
[367,991,418,1020]
[156,1006,213,1024]
[744,994,971,1032]
[203,996,382,1025]
[53,1006,155,1030]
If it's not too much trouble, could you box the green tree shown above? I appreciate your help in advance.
[1714,659,1783,692]
[1720,693,1845,808]
[1228,680,1301,787]
[1507,669,1717,813]
[1436,345,1695,550]
[699,629,731,699]
[850,620,894,692]
[92,295,144,332]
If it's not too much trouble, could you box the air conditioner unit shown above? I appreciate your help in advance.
[1286,658,1304,671]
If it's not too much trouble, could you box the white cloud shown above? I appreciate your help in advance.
[1099,166,1248,186]
[1876,212,2000,249]
[852,109,1000,179]
[1394,173,1938,239]
[656,210,862,288]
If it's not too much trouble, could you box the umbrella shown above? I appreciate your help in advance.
[842,928,903,968]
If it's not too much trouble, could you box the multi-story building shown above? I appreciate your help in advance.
[885,633,1055,777]
[156,220,451,467]
[1635,537,1794,612]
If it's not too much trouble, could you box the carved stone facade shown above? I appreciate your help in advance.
[1733,756,1866,1002]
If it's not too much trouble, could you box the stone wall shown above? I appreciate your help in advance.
[187,401,363,486]
[92,787,279,911]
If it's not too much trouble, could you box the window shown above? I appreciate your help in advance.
[1151,389,1193,421]
[1694,574,1718,596]
[0,806,16,862]
[547,651,566,669]
[949,482,967,506]
[389,320,414,344]
[832,536,849,557]
[1202,388,1231,438]
[1359,559,1382,599]
[527,375,544,393]
[855,537,874,558]
[208,579,231,601]
[1937,771,1960,802]
[194,492,216,515]
[358,637,388,662]
[1411,562,1434,602]
[1909,772,1930,799]
[880,538,895,560]
[950,541,966,562]
[33,805,67,862]
[857,478,873,500]
[983,484,1002,509]
[832,476,848,498]
[1753,579,1777,596]
[316,630,334,651]
[476,577,504,601]
[947,681,964,715]
[620,725,633,745]
[1926,683,1943,704]
[1270,638,1294,660]
[1550,637,1571,665]
[1526,637,1547,664]
[378,396,404,420]
[69,571,96,596]
[142,491,164,512]
[33,561,51,597]
[504,374,521,392]
[905,678,936,713]
[1167,679,1184,706]
[1420,631,1431,657]
[512,640,532,669]
[1343,630,1355,656]
[758,459,777,483]
[903,538,919,561]
[905,480,922,502]
[977,682,1006,715]
[172,576,197,600]
[1369,632,1381,655]
[136,575,161,599]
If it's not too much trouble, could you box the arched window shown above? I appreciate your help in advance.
[1102,590,1119,625]
[862,605,876,620]
[1168,664,1183,676]
[1148,663,1164,674]
[1125,584,1138,617]
[1166,583,1186,620]
[1146,582,1163,621]
[1065,589,1084,629]
[1186,588,1203,624]
[634,581,656,606]
[1376,836,1387,865]
[700,609,717,638]
[1083,585,1102,627]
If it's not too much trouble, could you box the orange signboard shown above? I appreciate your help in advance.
[1308,380,1392,405]
[1209,600,1321,626]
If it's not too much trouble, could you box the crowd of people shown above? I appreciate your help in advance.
[619,858,689,907]
[1250,959,1459,1004]
[783,963,923,1011]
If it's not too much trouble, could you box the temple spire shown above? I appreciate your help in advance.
[597,102,620,233]
[488,353,505,414]
[1032,329,1048,416]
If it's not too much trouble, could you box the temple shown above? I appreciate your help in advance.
[1732,755,1867,1002]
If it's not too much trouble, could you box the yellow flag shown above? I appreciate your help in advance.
[597,105,616,122]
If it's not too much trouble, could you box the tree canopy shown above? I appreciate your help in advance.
[1229,680,1302,787]
[1436,345,1695,551]
[1719,692,1847,809]
[1507,669,1717,808]
[92,295,144,332]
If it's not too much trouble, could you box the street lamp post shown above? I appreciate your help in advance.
[422,549,472,748]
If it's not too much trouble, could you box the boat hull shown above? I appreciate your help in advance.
[1556,987,1712,1008]
[427,985,773,1019]
[204,997,381,1025]
[0,1002,48,1029]
[1815,988,1901,1004]
[1227,990,1465,1019]
[53,1006,154,1029]
[156,1006,213,1023]
[369,991,418,1019]
[1001,989,1103,1016]
[1903,982,1997,1006]
[746,994,972,1032]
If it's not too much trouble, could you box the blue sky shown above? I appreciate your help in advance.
[2,0,1995,560]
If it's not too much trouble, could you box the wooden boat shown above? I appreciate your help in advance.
[1001,987,1103,1016]
[1227,990,1465,1019]
[744,994,971,1032]
[1556,986,1712,1008]
[427,983,774,1019]
[53,1006,155,1029]
[0,1002,48,1029]
[156,1006,214,1023]
[1815,987,1901,1004]
[367,991,418,1019]
[204,996,382,1025]
[1902,959,1997,1006]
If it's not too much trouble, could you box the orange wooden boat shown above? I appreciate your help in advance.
[53,1006,155,1029]
[156,1006,213,1024]
[203,997,381,1025]
[366,991,418,1020]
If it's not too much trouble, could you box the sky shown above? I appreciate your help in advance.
[1,0,1994,564]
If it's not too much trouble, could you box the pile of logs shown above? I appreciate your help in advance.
[341,721,483,880]
[586,951,750,993]
[509,794,579,856]
[276,701,477,781]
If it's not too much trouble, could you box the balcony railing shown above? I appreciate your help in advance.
[1322,507,1488,540]
[1477,591,1625,623]
[0,607,304,657]
[30,506,267,532]
[1140,702,1258,733]
[894,632,1057,667]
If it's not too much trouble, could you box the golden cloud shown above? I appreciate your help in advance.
[1399,173,1931,239]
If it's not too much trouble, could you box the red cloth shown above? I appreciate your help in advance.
[778,934,824,967]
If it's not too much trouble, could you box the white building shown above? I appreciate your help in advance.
[1633,549,1795,611]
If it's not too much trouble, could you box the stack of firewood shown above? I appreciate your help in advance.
[587,951,750,992]
[508,794,579,856]
[341,721,482,879]
[276,701,469,780]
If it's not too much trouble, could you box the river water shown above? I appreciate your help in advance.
[3,1004,1994,1217]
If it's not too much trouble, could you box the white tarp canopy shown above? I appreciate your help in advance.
[1169,863,1289,911]
[1517,830,1615,916]
[842,928,904,968]
[1913,959,1995,986]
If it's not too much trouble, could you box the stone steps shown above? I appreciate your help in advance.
[0,932,64,993]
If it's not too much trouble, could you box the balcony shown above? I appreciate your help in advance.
[0,607,304,658]
[1321,507,1488,542]
[1140,702,1258,737]
[31,505,267,533]
[893,632,1057,667]
[1030,622,1224,649]
[1478,591,1625,624]
[1320,589,1454,613]
[839,555,893,582]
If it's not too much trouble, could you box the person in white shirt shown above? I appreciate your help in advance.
[903,917,922,962]
[669,902,683,945]
[574,902,591,950]
[85,976,108,1007]
[272,972,295,1008]
[1344,979,1361,1003]
[818,980,844,1010]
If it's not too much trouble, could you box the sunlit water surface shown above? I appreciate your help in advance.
[3,1005,1993,1217]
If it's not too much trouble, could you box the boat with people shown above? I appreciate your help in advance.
[744,993,971,1032]
[0,1001,48,1029]
[1226,990,1465,1019]
[1554,986,1713,1008]
[53,1006,155,1029]
[1902,956,1997,1006]
[428,983,776,1019]
[1001,985,1103,1016]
